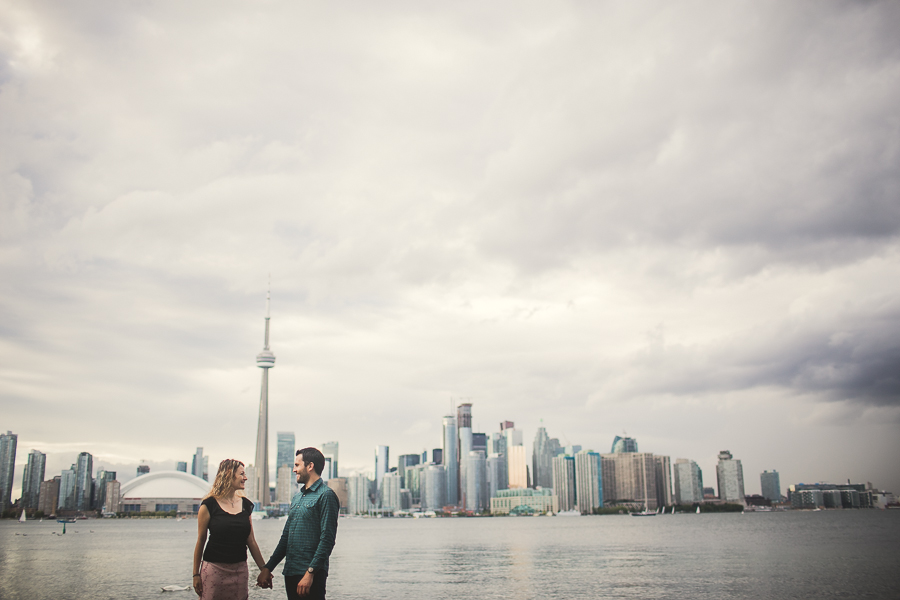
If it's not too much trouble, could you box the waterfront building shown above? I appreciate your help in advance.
[277,432,295,470]
[58,465,76,510]
[486,453,503,500]
[94,470,116,511]
[465,450,487,512]
[0,431,17,512]
[654,455,673,507]
[326,478,349,512]
[422,464,446,511]
[458,403,473,509]
[788,482,871,509]
[716,450,745,504]
[490,488,558,515]
[253,291,276,507]
[244,464,257,502]
[75,452,93,511]
[22,449,46,510]
[611,436,638,453]
[191,448,205,480]
[760,470,781,503]
[574,450,602,514]
[276,465,294,503]
[322,441,339,479]
[552,455,576,511]
[38,476,60,516]
[507,445,527,489]
[406,462,426,504]
[375,445,389,506]
[382,472,402,511]
[105,480,121,513]
[119,470,209,514]
[442,416,459,505]
[673,459,704,504]
[600,452,659,510]
[397,454,421,488]
[532,425,554,489]
[347,474,372,515]
[176,461,187,473]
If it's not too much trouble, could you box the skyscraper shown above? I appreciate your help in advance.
[611,436,638,453]
[760,470,781,503]
[673,459,704,504]
[0,431,17,512]
[503,426,526,489]
[532,425,553,489]
[442,416,458,506]
[466,451,487,513]
[276,432,296,500]
[22,449,46,510]
[322,441,339,479]
[457,403,473,509]
[381,472,401,511]
[39,477,60,516]
[600,452,659,510]
[94,469,116,511]
[254,291,276,507]
[716,450,745,504]
[654,455,673,507]
[574,451,602,514]
[176,462,188,473]
[397,454,421,488]
[486,453,503,500]
[58,465,76,511]
[375,445,389,506]
[347,474,372,515]
[552,454,576,512]
[75,452,93,511]
[277,432,295,469]
[422,464,447,511]
[191,448,205,480]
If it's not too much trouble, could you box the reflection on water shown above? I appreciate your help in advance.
[1,511,899,599]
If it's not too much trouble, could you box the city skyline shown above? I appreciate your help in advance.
[2,3,899,501]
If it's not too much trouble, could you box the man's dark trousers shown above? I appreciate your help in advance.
[284,573,327,600]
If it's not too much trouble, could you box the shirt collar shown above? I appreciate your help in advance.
[301,477,324,495]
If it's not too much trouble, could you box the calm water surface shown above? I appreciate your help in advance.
[2,511,899,599]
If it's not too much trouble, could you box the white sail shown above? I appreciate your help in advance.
[19,511,26,523]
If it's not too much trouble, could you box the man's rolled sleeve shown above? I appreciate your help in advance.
[308,491,339,571]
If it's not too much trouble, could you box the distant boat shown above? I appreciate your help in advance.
[57,518,76,523]
[161,585,191,592]
[696,506,700,514]
[18,511,26,523]
[631,505,657,517]
[556,509,581,517]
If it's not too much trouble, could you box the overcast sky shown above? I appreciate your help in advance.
[2,1,899,501]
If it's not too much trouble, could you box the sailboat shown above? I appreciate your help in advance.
[696,505,701,514]
[18,511,26,523]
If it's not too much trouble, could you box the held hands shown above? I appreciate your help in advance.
[256,568,274,589]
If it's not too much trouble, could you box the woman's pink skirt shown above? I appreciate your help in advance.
[200,560,249,600]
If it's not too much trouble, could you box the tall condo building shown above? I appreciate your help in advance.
[253,291,277,506]
[105,480,121,514]
[760,470,781,503]
[600,452,661,510]
[466,451,487,513]
[611,436,639,453]
[74,452,93,511]
[382,472,402,511]
[94,470,116,511]
[574,451,603,514]
[22,449,46,510]
[39,477,60,516]
[673,459,704,504]
[442,416,459,506]
[422,464,447,511]
[276,432,295,469]
[457,403,473,509]
[375,445,389,506]
[716,450,745,504]
[503,426,526,489]
[397,454,421,488]
[552,455,577,512]
[276,432,296,498]
[0,431,17,512]
[532,425,554,489]
[191,448,205,480]
[322,442,339,479]
[58,465,76,510]
[654,456,673,507]
[486,453,503,500]
[347,474,372,515]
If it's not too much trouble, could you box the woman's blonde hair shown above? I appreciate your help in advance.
[204,458,245,500]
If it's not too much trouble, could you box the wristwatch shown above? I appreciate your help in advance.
[307,567,315,575]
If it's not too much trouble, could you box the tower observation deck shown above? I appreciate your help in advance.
[254,291,275,506]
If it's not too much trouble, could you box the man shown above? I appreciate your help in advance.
[258,447,340,599]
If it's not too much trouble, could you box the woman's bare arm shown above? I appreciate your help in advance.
[192,505,210,596]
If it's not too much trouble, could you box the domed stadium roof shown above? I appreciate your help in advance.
[120,470,211,498]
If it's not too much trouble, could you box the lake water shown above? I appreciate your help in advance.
[2,511,899,599]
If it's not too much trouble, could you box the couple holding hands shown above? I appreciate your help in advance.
[192,448,340,600]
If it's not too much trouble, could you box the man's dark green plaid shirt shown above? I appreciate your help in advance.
[264,477,340,576]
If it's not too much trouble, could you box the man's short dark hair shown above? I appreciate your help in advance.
[296,447,326,475]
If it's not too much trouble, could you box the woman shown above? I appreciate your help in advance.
[192,459,268,599]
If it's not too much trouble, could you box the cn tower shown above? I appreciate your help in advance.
[254,291,276,506]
